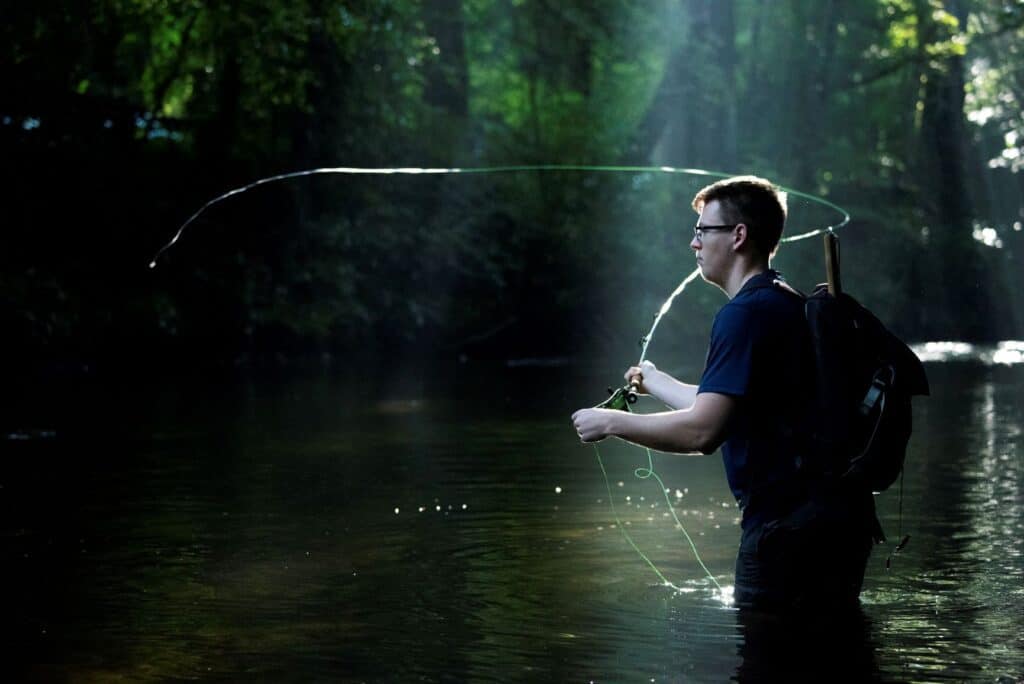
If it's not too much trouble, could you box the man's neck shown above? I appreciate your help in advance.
[724,261,770,299]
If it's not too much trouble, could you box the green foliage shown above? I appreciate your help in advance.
[2,0,1022,370]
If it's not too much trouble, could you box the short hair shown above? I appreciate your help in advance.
[691,175,788,256]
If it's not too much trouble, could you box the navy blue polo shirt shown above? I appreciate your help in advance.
[697,269,814,528]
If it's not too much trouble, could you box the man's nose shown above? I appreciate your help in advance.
[690,236,700,251]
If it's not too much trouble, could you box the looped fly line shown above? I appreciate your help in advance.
[148,165,849,267]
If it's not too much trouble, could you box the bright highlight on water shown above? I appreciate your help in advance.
[912,340,1024,365]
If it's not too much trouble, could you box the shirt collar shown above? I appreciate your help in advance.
[735,269,779,297]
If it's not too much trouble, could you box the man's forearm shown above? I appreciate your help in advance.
[645,371,699,410]
[573,391,732,450]
[608,409,714,454]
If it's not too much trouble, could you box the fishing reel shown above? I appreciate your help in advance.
[596,380,641,411]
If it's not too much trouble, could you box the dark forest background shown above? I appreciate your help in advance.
[2,0,1023,375]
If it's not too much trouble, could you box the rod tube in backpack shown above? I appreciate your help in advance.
[824,230,842,296]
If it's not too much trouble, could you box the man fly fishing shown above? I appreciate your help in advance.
[571,176,878,611]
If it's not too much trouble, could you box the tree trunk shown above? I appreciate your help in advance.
[422,0,469,116]
[916,0,993,339]
[792,0,838,186]
[623,44,690,164]
[623,1,695,165]
[708,0,738,171]
[626,0,737,170]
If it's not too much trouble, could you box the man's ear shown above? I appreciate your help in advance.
[732,223,750,252]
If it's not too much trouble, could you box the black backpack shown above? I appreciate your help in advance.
[800,284,930,492]
[771,228,930,494]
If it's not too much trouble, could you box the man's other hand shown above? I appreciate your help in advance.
[571,408,615,443]
[624,360,658,395]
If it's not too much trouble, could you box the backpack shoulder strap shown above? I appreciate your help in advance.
[772,278,807,300]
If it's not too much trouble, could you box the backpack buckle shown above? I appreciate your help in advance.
[859,367,893,416]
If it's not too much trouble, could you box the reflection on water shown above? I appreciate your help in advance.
[912,340,1024,365]
[735,607,881,682]
[3,357,1023,681]
[864,360,1024,682]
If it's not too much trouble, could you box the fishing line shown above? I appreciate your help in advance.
[594,444,683,590]
[148,165,849,267]
[149,164,851,597]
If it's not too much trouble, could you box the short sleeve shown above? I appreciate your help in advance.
[698,304,756,397]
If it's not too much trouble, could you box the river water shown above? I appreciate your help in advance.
[5,349,1023,682]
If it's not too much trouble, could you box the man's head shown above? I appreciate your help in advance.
[691,176,787,258]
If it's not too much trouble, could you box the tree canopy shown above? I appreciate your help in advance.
[2,0,1021,371]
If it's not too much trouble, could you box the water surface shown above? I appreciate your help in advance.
[4,354,1023,682]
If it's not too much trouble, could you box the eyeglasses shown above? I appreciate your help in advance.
[693,224,737,240]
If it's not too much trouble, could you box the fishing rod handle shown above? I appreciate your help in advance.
[627,377,641,404]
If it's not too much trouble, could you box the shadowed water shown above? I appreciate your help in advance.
[3,353,1023,682]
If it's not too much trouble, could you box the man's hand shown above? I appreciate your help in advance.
[571,408,617,443]
[624,360,658,395]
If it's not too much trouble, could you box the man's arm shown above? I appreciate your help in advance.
[572,392,736,454]
[625,360,698,410]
